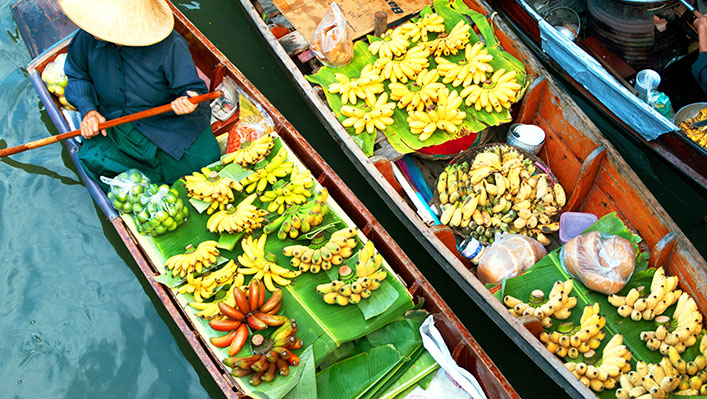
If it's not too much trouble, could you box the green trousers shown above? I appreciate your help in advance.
[78,123,220,192]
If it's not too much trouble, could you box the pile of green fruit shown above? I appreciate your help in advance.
[134,184,190,236]
[41,53,75,111]
[107,169,150,214]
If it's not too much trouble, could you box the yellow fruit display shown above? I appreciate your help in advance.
[239,148,293,193]
[541,303,606,359]
[340,93,396,134]
[460,68,522,113]
[608,266,681,322]
[388,69,445,112]
[237,233,301,291]
[221,133,276,167]
[640,292,702,355]
[184,167,242,214]
[373,44,430,83]
[398,13,445,43]
[368,27,410,58]
[165,240,220,278]
[283,227,358,273]
[435,42,494,87]
[328,64,385,105]
[406,88,466,141]
[565,333,632,393]
[504,279,576,328]
[206,193,269,234]
[425,20,470,56]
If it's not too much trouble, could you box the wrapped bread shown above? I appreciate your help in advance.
[561,231,635,294]
[477,233,547,284]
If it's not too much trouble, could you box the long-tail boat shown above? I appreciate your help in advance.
[234,0,707,396]
[10,1,518,398]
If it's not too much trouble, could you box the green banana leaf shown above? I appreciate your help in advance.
[376,349,438,399]
[306,0,526,156]
[122,133,415,399]
[493,212,692,399]
[283,345,317,399]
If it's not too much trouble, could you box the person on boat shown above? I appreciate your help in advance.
[59,0,220,190]
[693,14,707,94]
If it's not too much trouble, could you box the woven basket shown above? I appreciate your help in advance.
[433,142,560,238]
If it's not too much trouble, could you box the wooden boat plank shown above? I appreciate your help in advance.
[11,0,76,58]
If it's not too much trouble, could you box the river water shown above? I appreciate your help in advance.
[0,0,704,398]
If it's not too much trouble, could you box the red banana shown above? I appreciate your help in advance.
[277,358,289,376]
[265,350,280,363]
[218,302,246,321]
[262,362,277,382]
[233,286,250,314]
[247,314,269,330]
[250,355,270,373]
[259,289,283,313]
[209,319,241,332]
[236,354,262,370]
[248,279,261,312]
[267,302,281,315]
[228,324,249,356]
[223,354,259,369]
[231,367,253,378]
[271,319,297,343]
[249,370,264,386]
[252,312,288,327]
[258,281,266,308]
[210,330,237,348]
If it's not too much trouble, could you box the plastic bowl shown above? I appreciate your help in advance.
[559,212,598,243]
[507,123,545,155]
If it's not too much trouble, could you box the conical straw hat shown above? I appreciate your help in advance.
[58,0,174,47]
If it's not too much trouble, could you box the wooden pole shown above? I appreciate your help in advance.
[374,11,387,37]
[0,91,222,157]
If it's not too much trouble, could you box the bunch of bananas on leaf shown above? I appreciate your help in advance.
[388,68,445,112]
[209,279,288,356]
[640,292,702,355]
[437,145,565,245]
[239,148,293,193]
[206,193,268,234]
[189,288,237,320]
[259,166,314,214]
[426,20,470,56]
[165,240,219,278]
[407,88,466,141]
[435,42,494,87]
[283,227,358,273]
[608,266,681,322]
[564,333,632,393]
[398,13,445,43]
[504,279,576,328]
[341,92,396,135]
[178,260,245,302]
[328,65,385,105]
[373,44,430,83]
[223,319,302,385]
[184,168,242,214]
[264,188,329,240]
[238,233,301,291]
[540,303,606,359]
[316,241,387,306]
[221,133,276,167]
[368,27,409,58]
[461,68,522,113]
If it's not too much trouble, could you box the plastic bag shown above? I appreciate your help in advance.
[102,169,151,214]
[134,184,190,236]
[309,3,354,67]
[41,53,74,110]
[210,76,239,122]
[225,88,275,153]
[560,231,636,294]
[477,233,546,284]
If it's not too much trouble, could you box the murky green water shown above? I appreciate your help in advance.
[1,0,704,398]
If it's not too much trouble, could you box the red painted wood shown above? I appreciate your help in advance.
[565,146,606,212]
[649,232,677,269]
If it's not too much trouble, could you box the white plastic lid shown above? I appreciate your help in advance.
[514,124,546,145]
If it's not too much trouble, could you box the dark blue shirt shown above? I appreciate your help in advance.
[692,52,707,95]
[64,29,210,159]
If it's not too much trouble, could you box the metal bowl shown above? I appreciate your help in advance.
[673,102,707,127]
[507,123,545,155]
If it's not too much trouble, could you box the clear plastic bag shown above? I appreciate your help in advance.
[309,2,354,67]
[42,53,74,110]
[477,233,547,284]
[560,231,636,294]
[225,88,275,153]
[133,184,190,236]
[102,169,151,214]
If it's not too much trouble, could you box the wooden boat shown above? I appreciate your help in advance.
[11,1,518,398]
[234,0,707,396]
[488,0,707,190]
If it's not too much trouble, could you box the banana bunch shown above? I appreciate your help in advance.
[238,233,301,291]
[239,148,293,193]
[460,69,522,113]
[398,13,446,43]
[206,193,268,234]
[368,28,410,58]
[178,260,245,302]
[223,319,302,384]
[565,334,632,393]
[189,288,237,320]
[388,69,445,112]
[316,241,387,306]
[652,336,707,396]
[283,227,358,273]
[373,44,430,83]
[340,92,396,134]
[184,168,242,214]
[616,351,700,399]
[264,189,329,240]
[640,292,702,355]
[259,166,314,214]
[608,266,681,321]
[435,42,494,88]
[407,88,466,141]
[436,145,565,245]
[210,279,288,356]
[221,133,276,167]
[426,20,470,57]
[165,240,220,278]
[328,65,385,105]
[503,279,577,328]
[540,303,606,359]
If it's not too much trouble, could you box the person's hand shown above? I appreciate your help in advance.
[696,14,707,35]
[80,110,106,138]
[171,90,199,115]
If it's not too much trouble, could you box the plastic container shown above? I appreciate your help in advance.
[507,123,546,155]
[559,212,598,243]
[634,69,660,101]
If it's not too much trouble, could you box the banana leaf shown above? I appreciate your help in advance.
[392,370,436,399]
[377,349,438,399]
[283,345,317,399]
[493,212,688,399]
[306,0,526,156]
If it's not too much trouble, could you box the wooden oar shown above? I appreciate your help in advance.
[0,91,222,157]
